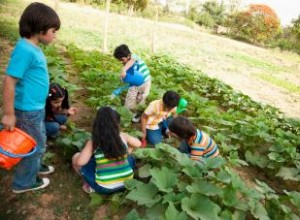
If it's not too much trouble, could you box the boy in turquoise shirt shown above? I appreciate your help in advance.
[2,2,60,193]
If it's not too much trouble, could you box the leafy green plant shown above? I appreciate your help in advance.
[122,144,299,219]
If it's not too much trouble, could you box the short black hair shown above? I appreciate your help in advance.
[163,90,180,109]
[19,2,60,38]
[168,116,196,140]
[113,44,131,59]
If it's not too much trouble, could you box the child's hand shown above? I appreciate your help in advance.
[141,138,147,148]
[67,107,77,116]
[120,71,126,78]
[60,125,67,130]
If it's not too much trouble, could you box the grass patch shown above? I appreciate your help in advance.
[256,73,300,94]
[227,52,287,72]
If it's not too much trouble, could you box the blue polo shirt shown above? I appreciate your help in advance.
[6,38,49,111]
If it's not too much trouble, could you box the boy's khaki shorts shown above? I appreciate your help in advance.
[125,79,151,110]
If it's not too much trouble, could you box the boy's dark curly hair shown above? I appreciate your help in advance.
[92,107,126,158]
[19,2,60,38]
[163,90,180,109]
[113,44,131,60]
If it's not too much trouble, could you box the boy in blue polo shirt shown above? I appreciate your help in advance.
[1,2,60,193]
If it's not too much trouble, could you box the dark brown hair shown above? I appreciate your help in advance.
[168,116,196,140]
[19,2,60,38]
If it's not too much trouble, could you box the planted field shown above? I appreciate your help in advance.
[0,0,300,219]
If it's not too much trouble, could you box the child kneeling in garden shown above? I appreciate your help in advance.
[45,83,77,138]
[72,106,141,194]
[168,116,220,162]
[141,90,180,146]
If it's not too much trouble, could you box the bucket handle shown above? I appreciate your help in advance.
[0,146,37,158]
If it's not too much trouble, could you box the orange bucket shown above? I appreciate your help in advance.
[0,128,37,170]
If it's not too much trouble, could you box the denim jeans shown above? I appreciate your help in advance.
[146,117,172,146]
[12,109,46,190]
[80,155,136,195]
[45,114,68,137]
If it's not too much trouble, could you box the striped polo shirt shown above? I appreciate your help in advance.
[94,148,134,189]
[144,99,177,130]
[188,129,219,161]
[132,53,150,82]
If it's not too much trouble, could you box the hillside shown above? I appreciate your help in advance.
[0,0,300,219]
[1,0,299,118]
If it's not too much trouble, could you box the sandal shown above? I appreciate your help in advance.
[82,182,95,194]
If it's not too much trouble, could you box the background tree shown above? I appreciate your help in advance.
[229,4,280,44]
[291,15,300,39]
[187,0,226,27]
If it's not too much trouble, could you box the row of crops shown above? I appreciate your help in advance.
[44,43,300,219]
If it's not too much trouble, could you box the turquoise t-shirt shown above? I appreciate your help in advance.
[6,38,49,111]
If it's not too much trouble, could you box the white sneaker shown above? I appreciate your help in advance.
[131,113,141,123]
[38,164,55,175]
[12,177,50,193]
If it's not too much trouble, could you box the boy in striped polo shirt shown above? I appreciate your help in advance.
[114,44,151,123]
[141,91,180,146]
[168,116,220,162]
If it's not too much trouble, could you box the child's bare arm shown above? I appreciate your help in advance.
[121,132,141,148]
[121,58,136,77]
[2,75,18,130]
[75,140,93,166]
[141,113,149,140]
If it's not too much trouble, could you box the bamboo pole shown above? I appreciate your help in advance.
[151,6,159,53]
[102,0,111,53]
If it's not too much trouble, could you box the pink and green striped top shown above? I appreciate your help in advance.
[94,149,133,189]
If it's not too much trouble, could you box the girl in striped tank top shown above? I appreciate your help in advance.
[72,107,141,194]
[168,116,220,162]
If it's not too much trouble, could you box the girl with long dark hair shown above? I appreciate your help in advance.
[72,107,141,194]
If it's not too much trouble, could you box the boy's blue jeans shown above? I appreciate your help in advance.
[80,155,136,195]
[12,109,47,190]
[45,114,68,137]
[146,117,172,146]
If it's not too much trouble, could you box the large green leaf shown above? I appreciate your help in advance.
[89,193,105,206]
[276,167,300,181]
[204,157,225,169]
[181,194,221,220]
[138,164,152,178]
[222,187,239,207]
[150,167,178,193]
[248,199,270,220]
[182,166,203,179]
[124,179,143,190]
[124,209,140,220]
[216,169,232,183]
[163,193,186,205]
[186,180,222,196]
[164,203,188,220]
[284,190,300,209]
[126,182,161,208]
[245,151,268,168]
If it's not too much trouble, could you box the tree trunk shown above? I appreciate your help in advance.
[55,0,59,11]
[102,0,110,53]
[128,4,134,16]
